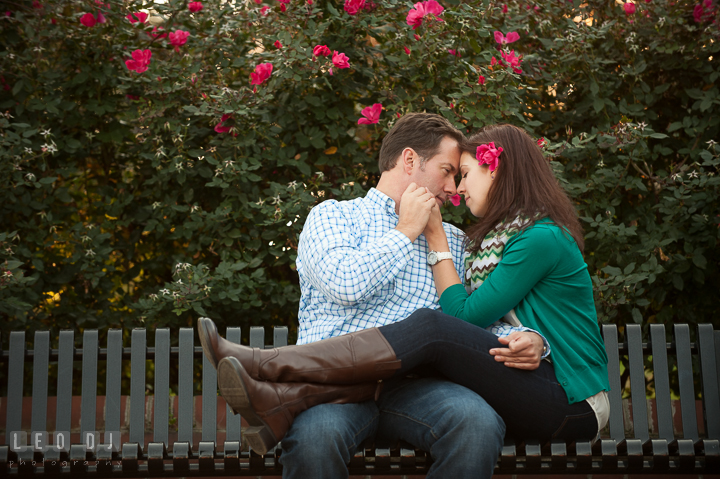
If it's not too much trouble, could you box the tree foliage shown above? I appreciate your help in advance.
[1,0,718,341]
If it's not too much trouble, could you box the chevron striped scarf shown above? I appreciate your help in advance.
[464,216,531,293]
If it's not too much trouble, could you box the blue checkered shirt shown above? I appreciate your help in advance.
[296,188,547,348]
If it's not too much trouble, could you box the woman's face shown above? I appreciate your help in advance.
[457,151,494,217]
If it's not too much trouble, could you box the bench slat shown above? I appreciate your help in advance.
[81,330,99,440]
[602,324,624,441]
[697,324,720,438]
[177,328,194,445]
[129,329,147,447]
[201,340,217,444]
[225,327,243,443]
[626,324,649,442]
[55,330,75,435]
[30,331,50,435]
[674,324,699,442]
[5,331,25,445]
[249,327,268,456]
[154,328,171,445]
[650,324,674,441]
[105,329,123,434]
[274,327,288,347]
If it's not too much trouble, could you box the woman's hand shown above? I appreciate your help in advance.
[395,183,437,242]
[423,202,447,250]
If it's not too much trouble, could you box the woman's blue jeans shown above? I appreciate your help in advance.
[380,308,598,442]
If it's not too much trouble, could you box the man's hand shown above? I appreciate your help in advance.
[396,183,437,242]
[489,331,544,370]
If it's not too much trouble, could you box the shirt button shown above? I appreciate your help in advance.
[570,396,575,401]
[562,380,568,386]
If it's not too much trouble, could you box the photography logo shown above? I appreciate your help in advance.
[9,431,121,453]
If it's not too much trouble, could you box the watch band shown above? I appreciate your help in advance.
[428,251,453,266]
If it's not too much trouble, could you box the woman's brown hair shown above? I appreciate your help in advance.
[462,123,585,252]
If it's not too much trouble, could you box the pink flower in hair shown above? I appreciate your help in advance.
[476,142,503,171]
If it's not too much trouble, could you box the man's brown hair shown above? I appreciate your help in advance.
[461,123,585,252]
[378,112,463,172]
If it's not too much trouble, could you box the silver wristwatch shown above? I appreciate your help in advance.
[427,251,452,266]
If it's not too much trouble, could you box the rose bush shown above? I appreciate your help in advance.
[0,0,717,354]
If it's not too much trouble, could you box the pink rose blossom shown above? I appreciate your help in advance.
[502,4,508,13]
[126,12,148,23]
[694,0,715,22]
[169,30,190,52]
[406,0,444,29]
[313,45,331,56]
[476,142,503,171]
[250,63,273,85]
[449,194,461,206]
[500,50,522,73]
[493,30,520,45]
[448,48,460,56]
[623,2,636,14]
[280,3,287,11]
[344,0,366,15]
[537,137,547,148]
[478,75,485,85]
[255,0,262,4]
[33,1,43,9]
[332,51,350,68]
[274,40,283,48]
[95,11,106,23]
[4,11,11,17]
[80,12,97,27]
[125,49,152,73]
[404,46,411,55]
[189,2,203,12]
[150,26,167,39]
[414,34,421,40]
[357,103,382,124]
[215,114,232,133]
[490,56,506,70]
[328,67,333,75]
[260,6,270,14]
[126,94,140,100]
[308,0,314,4]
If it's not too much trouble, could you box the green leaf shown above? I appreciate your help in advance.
[692,253,707,269]
[631,308,643,324]
[602,266,622,276]
[672,274,684,291]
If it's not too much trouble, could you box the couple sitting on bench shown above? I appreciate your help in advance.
[198,113,610,479]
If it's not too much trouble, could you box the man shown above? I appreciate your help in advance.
[279,113,545,478]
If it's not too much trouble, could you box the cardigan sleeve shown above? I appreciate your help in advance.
[439,226,562,328]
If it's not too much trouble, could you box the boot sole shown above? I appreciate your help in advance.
[218,357,278,456]
[197,317,218,369]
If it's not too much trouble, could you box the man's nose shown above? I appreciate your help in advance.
[445,177,457,195]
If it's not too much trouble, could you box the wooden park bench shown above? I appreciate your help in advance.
[1,322,719,477]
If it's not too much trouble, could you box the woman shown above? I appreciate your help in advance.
[199,124,610,455]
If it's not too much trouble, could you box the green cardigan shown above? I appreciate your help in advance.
[439,220,610,404]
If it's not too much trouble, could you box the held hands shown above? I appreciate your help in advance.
[489,331,544,370]
[395,183,437,242]
[423,200,446,248]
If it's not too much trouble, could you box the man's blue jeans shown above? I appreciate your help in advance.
[279,376,505,479]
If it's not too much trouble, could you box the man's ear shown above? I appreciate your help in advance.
[400,147,417,175]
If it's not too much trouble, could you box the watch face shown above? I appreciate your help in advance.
[428,252,437,265]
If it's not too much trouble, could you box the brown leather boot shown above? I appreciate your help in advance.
[198,317,401,384]
[218,356,381,455]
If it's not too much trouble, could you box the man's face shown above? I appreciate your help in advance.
[408,136,460,206]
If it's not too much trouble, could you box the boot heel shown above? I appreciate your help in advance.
[244,425,278,455]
